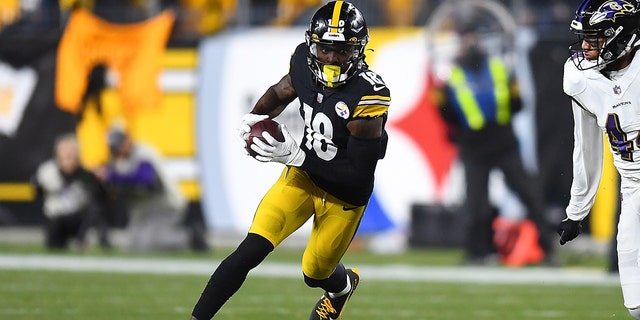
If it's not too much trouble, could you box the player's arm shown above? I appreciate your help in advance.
[250,74,297,118]
[239,74,297,152]
[347,117,384,139]
[345,87,391,162]
[339,116,386,181]
[558,100,603,244]
[566,100,603,221]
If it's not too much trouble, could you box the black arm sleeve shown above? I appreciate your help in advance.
[346,136,382,181]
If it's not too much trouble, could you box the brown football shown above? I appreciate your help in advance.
[245,118,285,158]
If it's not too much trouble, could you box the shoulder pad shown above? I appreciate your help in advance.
[354,69,390,97]
[289,43,308,71]
[563,58,586,96]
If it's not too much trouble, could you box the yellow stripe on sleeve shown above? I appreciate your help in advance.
[353,104,389,118]
[361,95,391,102]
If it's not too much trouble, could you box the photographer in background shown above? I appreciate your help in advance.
[32,133,112,250]
[98,126,208,252]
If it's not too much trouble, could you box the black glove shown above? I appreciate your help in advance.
[557,218,582,245]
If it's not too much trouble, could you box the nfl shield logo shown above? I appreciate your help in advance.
[613,85,622,95]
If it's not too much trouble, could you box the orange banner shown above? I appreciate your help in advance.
[55,8,175,118]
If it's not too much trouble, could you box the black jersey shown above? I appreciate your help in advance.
[288,43,390,206]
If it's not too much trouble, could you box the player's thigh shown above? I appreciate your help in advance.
[617,190,640,252]
[617,189,640,308]
[302,196,365,279]
[249,167,315,247]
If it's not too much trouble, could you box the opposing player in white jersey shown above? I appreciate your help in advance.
[558,0,640,318]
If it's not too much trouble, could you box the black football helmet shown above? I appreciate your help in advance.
[305,1,369,87]
[569,0,640,70]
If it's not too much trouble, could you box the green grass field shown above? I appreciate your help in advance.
[0,243,631,320]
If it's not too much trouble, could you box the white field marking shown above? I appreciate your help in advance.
[0,254,620,286]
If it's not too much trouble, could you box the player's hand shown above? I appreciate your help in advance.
[250,124,305,166]
[557,218,582,245]
[237,113,269,153]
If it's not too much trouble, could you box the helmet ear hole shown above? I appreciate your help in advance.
[604,27,615,37]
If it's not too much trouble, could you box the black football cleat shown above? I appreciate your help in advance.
[308,268,359,320]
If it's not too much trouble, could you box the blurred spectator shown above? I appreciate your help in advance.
[0,0,21,29]
[32,133,112,250]
[167,0,237,44]
[433,24,556,266]
[59,0,150,23]
[98,126,208,252]
[270,0,319,26]
[379,0,423,26]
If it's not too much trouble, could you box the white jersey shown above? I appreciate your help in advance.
[563,54,640,221]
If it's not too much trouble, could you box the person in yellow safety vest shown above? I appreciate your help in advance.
[434,23,558,267]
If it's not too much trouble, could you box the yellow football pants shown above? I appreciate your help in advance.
[249,166,365,280]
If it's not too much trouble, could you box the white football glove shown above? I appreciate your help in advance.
[250,124,305,166]
[237,113,269,154]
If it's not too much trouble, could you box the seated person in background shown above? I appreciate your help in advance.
[32,133,112,250]
[99,126,208,252]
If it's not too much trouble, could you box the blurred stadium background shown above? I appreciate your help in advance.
[0,1,631,319]
[0,0,616,259]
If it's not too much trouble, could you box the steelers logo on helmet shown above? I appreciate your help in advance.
[569,0,640,70]
[305,1,369,87]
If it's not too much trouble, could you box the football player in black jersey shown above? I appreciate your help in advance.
[190,1,390,320]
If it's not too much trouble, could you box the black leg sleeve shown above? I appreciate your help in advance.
[191,233,274,320]
[303,262,347,293]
